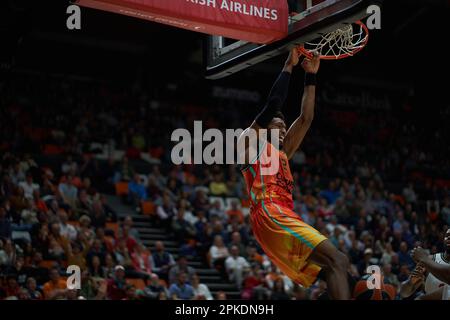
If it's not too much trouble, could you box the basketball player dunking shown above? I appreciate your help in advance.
[238,49,351,299]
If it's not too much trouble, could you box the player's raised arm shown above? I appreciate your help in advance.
[282,51,320,160]
[238,48,300,165]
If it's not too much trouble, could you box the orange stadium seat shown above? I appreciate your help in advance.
[115,182,129,196]
[39,260,58,269]
[126,278,146,290]
[141,201,155,216]
[106,222,119,238]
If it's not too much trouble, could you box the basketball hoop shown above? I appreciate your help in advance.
[298,21,369,60]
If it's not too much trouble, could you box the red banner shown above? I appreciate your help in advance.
[75,0,288,44]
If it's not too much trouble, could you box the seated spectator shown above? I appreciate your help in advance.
[228,231,247,258]
[169,272,194,300]
[397,264,411,283]
[123,284,139,300]
[398,241,415,270]
[193,189,210,213]
[143,273,169,300]
[149,241,175,282]
[226,201,244,224]
[103,253,116,279]
[209,200,226,221]
[26,277,43,300]
[156,193,177,229]
[128,174,148,207]
[58,176,78,208]
[75,189,92,218]
[319,181,341,205]
[94,229,114,254]
[47,238,66,261]
[118,225,138,254]
[209,235,229,273]
[123,215,140,243]
[89,255,107,279]
[106,265,127,300]
[18,173,39,200]
[65,238,91,271]
[241,266,267,300]
[58,209,77,241]
[357,248,378,276]
[114,239,133,270]
[90,200,107,229]
[171,208,196,243]
[80,270,105,300]
[4,275,21,299]
[191,274,213,300]
[130,243,152,278]
[87,239,107,267]
[209,173,229,196]
[270,278,291,300]
[382,263,400,288]
[225,245,250,289]
[78,215,96,242]
[61,155,78,175]
[24,251,49,285]
[100,195,117,222]
[42,267,68,300]
[168,256,195,285]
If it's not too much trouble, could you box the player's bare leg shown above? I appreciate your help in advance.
[308,240,351,300]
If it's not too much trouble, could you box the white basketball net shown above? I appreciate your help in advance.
[303,23,368,59]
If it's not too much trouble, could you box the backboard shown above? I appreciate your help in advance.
[205,0,379,79]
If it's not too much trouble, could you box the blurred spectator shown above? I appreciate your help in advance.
[26,277,43,300]
[209,235,229,272]
[228,231,247,258]
[168,256,195,285]
[216,291,227,300]
[191,274,213,300]
[169,272,194,300]
[226,201,244,224]
[18,173,39,200]
[128,174,148,208]
[149,241,175,282]
[144,273,168,300]
[106,265,127,300]
[130,243,152,278]
[270,278,291,300]
[58,209,77,241]
[42,268,68,300]
[225,245,250,289]
[209,173,229,196]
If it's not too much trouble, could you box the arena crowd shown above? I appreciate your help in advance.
[0,72,449,300]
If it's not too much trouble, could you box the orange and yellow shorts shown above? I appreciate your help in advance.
[250,200,327,288]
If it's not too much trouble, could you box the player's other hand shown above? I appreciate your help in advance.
[301,51,320,74]
[411,246,428,263]
[285,48,301,67]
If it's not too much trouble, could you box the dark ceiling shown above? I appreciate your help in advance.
[0,0,449,101]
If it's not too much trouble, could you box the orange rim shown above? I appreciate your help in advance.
[298,21,369,60]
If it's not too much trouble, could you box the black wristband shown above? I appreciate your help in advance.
[305,73,317,87]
